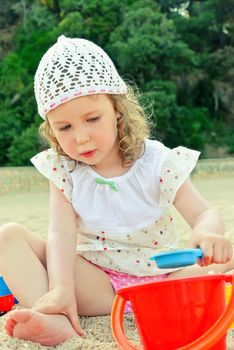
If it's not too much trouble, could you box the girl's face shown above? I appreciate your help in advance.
[47,94,121,173]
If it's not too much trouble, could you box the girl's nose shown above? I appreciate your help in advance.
[75,131,90,145]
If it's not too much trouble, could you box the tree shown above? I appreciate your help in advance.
[7,124,41,166]
[108,2,197,87]
[0,0,234,165]
[60,0,127,46]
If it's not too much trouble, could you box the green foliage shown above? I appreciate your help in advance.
[0,0,20,31]
[0,0,234,166]
[140,83,212,153]
[7,124,40,166]
[108,4,197,86]
[171,106,212,152]
[59,0,82,14]
[0,53,27,95]
[174,0,234,51]
[59,12,84,37]
[0,105,22,163]
[23,3,57,31]
[69,0,127,46]
[140,80,177,138]
[226,130,234,154]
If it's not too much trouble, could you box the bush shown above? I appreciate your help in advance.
[140,84,212,153]
[7,124,41,166]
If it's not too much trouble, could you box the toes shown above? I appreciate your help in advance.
[5,327,13,337]
[10,309,34,323]
[4,316,17,336]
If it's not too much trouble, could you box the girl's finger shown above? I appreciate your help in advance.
[199,241,213,265]
[221,246,228,263]
[203,256,212,266]
[67,312,84,336]
[196,258,203,266]
[212,244,223,263]
[228,246,233,261]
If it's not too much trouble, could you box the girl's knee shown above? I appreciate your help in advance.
[0,223,27,246]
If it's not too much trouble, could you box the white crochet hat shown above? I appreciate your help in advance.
[34,35,127,119]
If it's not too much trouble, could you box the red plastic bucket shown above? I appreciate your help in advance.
[111,274,234,350]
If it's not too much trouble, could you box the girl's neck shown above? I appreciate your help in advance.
[91,146,131,178]
[91,159,130,178]
[90,137,129,178]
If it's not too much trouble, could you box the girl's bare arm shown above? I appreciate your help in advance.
[173,179,232,264]
[46,181,78,290]
[33,181,84,335]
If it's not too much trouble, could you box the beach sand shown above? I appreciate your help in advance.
[0,176,234,349]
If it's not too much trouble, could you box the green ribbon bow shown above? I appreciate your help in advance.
[95,178,118,191]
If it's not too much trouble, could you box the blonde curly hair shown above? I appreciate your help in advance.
[39,85,151,167]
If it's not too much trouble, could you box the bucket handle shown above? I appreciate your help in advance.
[111,295,139,350]
[111,273,234,350]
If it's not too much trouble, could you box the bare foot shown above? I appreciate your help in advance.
[4,309,79,346]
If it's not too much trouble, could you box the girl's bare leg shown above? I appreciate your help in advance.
[0,223,47,306]
[0,223,115,345]
[0,223,77,345]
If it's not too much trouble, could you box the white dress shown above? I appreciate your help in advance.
[31,139,200,276]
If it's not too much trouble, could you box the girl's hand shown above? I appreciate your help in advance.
[190,230,233,266]
[32,285,84,336]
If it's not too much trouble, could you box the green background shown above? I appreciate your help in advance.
[0,0,233,166]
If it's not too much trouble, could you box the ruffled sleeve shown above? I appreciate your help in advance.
[159,146,200,207]
[30,149,73,202]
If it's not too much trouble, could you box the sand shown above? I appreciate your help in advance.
[0,176,234,349]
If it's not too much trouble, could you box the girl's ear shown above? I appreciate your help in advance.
[116,112,123,120]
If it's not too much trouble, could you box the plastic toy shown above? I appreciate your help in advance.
[226,284,234,329]
[150,248,203,269]
[111,273,234,349]
[0,275,15,316]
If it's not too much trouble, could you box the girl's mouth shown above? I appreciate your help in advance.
[80,150,96,158]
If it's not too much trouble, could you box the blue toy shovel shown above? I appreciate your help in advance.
[150,248,203,269]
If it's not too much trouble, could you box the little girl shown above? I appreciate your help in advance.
[0,35,233,346]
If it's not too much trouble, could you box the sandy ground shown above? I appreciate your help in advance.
[0,176,234,349]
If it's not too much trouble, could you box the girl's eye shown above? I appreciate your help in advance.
[87,116,100,123]
[59,125,71,131]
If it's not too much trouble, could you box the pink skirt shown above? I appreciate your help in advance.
[103,267,169,313]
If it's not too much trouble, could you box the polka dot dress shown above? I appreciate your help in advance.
[31,139,200,277]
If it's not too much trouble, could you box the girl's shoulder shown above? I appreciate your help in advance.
[31,148,74,202]
[144,138,168,153]
[138,139,170,175]
[155,140,200,207]
[144,138,200,168]
[141,139,200,207]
